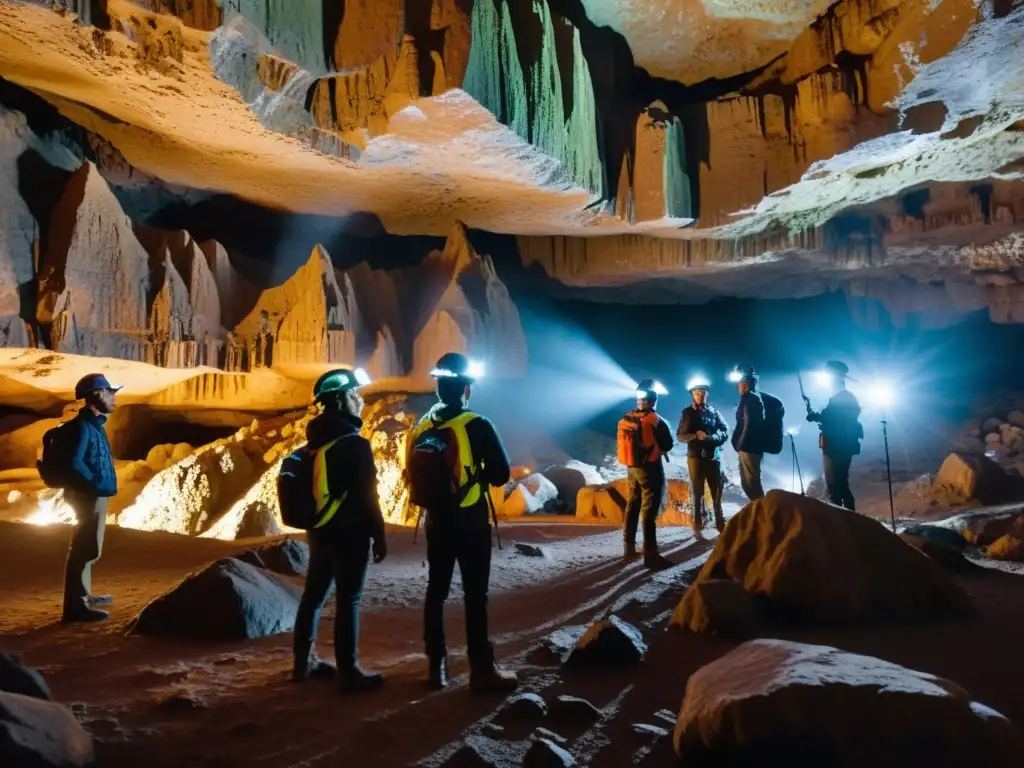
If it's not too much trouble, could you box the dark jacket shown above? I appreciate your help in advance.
[641,410,674,467]
[677,403,729,460]
[419,401,511,525]
[809,389,863,457]
[732,390,765,454]
[306,411,386,541]
[66,409,117,497]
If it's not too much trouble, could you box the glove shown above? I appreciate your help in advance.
[372,538,387,564]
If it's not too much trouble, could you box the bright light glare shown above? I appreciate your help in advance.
[727,370,742,383]
[786,426,800,436]
[467,359,486,379]
[865,381,895,410]
[686,376,710,391]
[353,367,371,386]
[813,370,834,388]
[651,380,668,395]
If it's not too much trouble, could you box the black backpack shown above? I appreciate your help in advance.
[37,422,78,489]
[760,392,785,455]
[407,413,480,510]
[277,437,350,530]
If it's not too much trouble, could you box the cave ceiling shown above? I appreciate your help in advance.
[0,0,1022,324]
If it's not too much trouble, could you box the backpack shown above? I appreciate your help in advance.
[407,413,481,509]
[617,412,651,468]
[760,392,785,455]
[37,422,78,489]
[277,437,349,530]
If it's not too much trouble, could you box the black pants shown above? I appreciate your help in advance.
[293,532,370,670]
[823,453,855,511]
[424,522,493,671]
[63,491,107,614]
[688,457,724,532]
[625,463,664,550]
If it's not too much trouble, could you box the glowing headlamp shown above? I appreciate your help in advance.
[636,380,668,397]
[429,359,485,380]
[727,370,742,383]
[813,370,834,388]
[353,367,371,387]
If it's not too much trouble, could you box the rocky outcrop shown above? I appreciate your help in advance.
[130,557,301,641]
[566,616,647,668]
[674,639,1024,766]
[932,452,1024,506]
[37,162,150,358]
[693,490,972,623]
[671,579,758,638]
[575,478,691,526]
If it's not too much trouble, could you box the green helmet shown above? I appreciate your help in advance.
[313,367,370,402]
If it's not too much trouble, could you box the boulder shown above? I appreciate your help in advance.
[960,511,1024,547]
[0,654,52,701]
[575,479,690,526]
[441,736,505,767]
[566,616,647,668]
[693,490,971,623]
[982,417,1003,434]
[1008,410,1024,428]
[129,558,301,641]
[497,473,559,517]
[495,693,547,724]
[523,737,575,767]
[238,538,310,576]
[673,639,1024,766]
[530,627,586,665]
[542,461,604,510]
[985,535,1024,562]
[899,534,983,574]
[931,452,1024,506]
[0,691,94,768]
[901,524,967,550]
[670,579,757,637]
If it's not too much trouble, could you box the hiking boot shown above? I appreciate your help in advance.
[623,541,640,562]
[428,655,448,690]
[87,594,114,607]
[469,664,519,694]
[692,527,705,541]
[292,647,337,682]
[339,665,384,693]
[643,550,673,572]
[62,605,108,623]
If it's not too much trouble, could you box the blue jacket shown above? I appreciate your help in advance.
[732,391,766,454]
[67,410,117,497]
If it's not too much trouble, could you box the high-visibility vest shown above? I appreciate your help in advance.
[408,411,482,508]
[312,437,348,528]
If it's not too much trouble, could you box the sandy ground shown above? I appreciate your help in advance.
[2,515,1024,767]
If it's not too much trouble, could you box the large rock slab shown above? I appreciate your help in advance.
[932,453,1024,505]
[129,558,301,641]
[0,691,94,768]
[694,490,971,623]
[575,478,690,526]
[670,579,757,637]
[674,639,1024,766]
[960,511,1024,547]
[0,653,52,701]
[899,534,982,574]
[237,538,310,577]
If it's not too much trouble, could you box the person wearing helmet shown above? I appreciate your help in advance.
[292,367,388,692]
[409,353,517,693]
[621,379,675,569]
[806,361,863,510]
[53,374,121,622]
[729,364,766,501]
[677,379,729,536]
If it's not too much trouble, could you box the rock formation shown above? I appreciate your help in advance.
[674,639,1024,765]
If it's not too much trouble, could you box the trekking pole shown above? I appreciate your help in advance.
[788,432,805,495]
[484,489,503,551]
[881,418,896,533]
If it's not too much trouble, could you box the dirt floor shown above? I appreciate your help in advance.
[2,519,1023,767]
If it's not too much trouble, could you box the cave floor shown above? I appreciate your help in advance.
[1,521,1023,766]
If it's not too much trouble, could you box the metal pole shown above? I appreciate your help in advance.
[881,419,896,533]
[788,433,805,495]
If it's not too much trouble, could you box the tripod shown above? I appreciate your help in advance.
[881,418,896,533]
[788,432,805,495]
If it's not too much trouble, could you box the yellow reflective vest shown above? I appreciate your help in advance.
[311,437,348,528]
[408,411,482,508]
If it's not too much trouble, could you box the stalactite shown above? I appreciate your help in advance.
[565,27,603,197]
[463,0,503,121]
[530,0,566,169]
[226,0,326,77]
[664,117,692,220]
[499,0,528,142]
